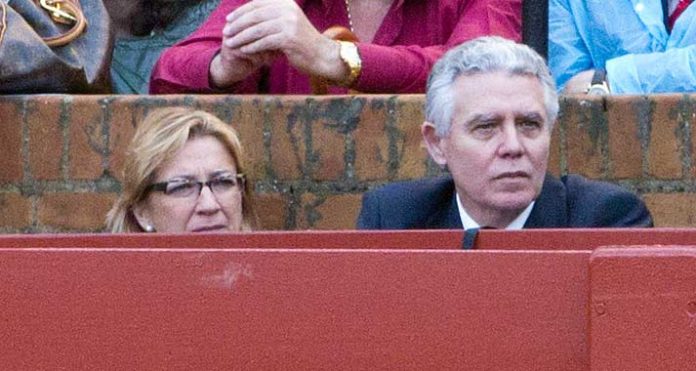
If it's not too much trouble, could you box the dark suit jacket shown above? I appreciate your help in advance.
[356,174,653,229]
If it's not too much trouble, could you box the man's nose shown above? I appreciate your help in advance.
[498,123,524,157]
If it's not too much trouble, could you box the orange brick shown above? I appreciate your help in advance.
[298,193,362,230]
[394,96,429,180]
[643,193,696,227]
[562,97,606,179]
[0,192,32,229]
[354,97,390,181]
[311,98,346,181]
[235,103,267,182]
[0,99,24,182]
[681,97,696,178]
[252,192,288,230]
[107,97,143,182]
[27,97,64,180]
[268,96,305,180]
[37,192,117,231]
[648,96,684,179]
[69,97,107,180]
[606,96,644,179]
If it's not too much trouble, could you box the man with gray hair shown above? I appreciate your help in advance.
[357,36,652,231]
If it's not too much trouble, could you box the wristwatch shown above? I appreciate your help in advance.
[587,68,610,95]
[335,41,362,87]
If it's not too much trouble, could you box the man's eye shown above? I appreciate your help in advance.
[472,123,496,134]
[519,121,542,130]
[166,182,197,196]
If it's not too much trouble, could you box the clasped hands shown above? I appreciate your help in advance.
[210,0,348,88]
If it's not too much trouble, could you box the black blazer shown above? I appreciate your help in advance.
[356,174,653,229]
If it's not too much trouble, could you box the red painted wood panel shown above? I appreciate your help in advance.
[590,246,696,370]
[0,248,590,369]
[0,228,694,250]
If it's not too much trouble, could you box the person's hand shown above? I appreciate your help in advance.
[563,69,595,94]
[210,47,278,89]
[222,0,348,82]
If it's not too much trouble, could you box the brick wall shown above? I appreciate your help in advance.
[0,94,694,232]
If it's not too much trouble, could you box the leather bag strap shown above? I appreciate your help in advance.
[36,0,87,47]
[0,2,7,48]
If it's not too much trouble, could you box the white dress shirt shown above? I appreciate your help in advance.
[456,193,535,230]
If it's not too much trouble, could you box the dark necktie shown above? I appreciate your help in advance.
[668,0,693,31]
[461,226,496,250]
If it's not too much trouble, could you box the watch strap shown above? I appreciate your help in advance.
[591,68,607,86]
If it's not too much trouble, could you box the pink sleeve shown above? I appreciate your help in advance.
[355,0,522,93]
[149,0,258,94]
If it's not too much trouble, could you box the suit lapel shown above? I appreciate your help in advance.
[424,178,462,229]
[524,174,569,228]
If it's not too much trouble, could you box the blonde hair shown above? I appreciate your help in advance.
[106,107,257,232]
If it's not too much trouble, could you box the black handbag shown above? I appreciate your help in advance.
[0,0,112,93]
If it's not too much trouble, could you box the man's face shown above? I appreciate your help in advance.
[423,71,551,225]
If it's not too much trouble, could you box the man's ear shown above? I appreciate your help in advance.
[422,121,448,167]
[132,203,154,232]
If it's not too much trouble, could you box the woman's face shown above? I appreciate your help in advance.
[134,135,244,233]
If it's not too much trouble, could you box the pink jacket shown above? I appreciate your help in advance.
[150,0,522,94]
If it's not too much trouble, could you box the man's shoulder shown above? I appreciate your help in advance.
[560,174,632,198]
[357,176,458,229]
[367,176,454,199]
[559,174,653,227]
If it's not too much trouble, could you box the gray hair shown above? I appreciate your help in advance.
[426,36,559,137]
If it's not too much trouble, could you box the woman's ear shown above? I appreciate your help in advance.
[132,203,155,232]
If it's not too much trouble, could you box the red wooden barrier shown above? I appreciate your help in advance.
[4,231,696,369]
[0,228,694,250]
[0,233,591,369]
[589,246,696,370]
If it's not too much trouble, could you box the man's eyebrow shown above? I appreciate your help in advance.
[463,113,501,126]
[516,112,545,122]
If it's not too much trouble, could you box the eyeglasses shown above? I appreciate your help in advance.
[145,174,245,199]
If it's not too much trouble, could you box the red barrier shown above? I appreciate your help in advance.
[1,228,695,250]
[590,246,696,370]
[3,231,696,369]
[0,233,591,369]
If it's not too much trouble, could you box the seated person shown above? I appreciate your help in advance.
[106,0,221,94]
[107,107,257,232]
[550,0,696,94]
[357,36,653,230]
[149,0,522,94]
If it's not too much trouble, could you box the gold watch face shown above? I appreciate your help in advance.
[339,41,360,69]
[337,41,361,86]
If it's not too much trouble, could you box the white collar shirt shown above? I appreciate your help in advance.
[455,193,535,230]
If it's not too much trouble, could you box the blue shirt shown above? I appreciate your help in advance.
[549,0,696,93]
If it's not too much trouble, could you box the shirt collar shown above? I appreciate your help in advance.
[456,193,535,230]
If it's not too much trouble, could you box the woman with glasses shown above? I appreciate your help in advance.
[107,107,257,232]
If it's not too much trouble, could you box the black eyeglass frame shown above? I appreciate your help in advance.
[144,173,246,198]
